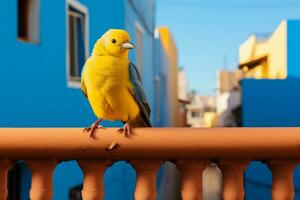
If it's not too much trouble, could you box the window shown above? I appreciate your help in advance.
[192,111,200,118]
[67,0,89,86]
[135,22,144,79]
[18,0,40,43]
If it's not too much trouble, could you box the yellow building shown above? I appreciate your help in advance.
[156,27,180,126]
[203,112,218,127]
[239,20,287,79]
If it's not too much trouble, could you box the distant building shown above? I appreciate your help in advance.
[186,94,216,127]
[237,19,300,199]
[155,27,180,127]
[186,103,203,127]
[216,90,241,127]
[239,20,287,79]
[202,112,218,127]
[216,70,240,94]
[239,19,300,126]
[216,70,241,127]
[0,0,174,199]
[178,68,190,126]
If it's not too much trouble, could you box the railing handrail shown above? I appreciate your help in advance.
[0,127,299,159]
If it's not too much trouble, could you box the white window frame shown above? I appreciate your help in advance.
[66,0,89,88]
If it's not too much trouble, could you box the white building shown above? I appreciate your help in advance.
[178,68,189,101]
[216,70,241,127]
[177,68,190,126]
[186,94,216,127]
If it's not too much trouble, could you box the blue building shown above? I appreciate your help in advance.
[238,20,300,199]
[0,0,169,199]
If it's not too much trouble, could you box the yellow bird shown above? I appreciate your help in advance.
[81,29,151,138]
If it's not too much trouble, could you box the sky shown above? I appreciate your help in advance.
[156,0,300,95]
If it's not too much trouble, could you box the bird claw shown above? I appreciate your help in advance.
[83,121,104,139]
[83,127,91,133]
[117,123,133,138]
[83,125,103,132]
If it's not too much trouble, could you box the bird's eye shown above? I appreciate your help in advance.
[111,39,116,43]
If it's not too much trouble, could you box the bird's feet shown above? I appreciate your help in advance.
[117,123,133,138]
[83,119,103,139]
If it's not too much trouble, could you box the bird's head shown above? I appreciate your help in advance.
[92,29,135,58]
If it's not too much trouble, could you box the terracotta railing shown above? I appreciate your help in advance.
[0,128,299,200]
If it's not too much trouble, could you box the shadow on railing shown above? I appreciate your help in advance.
[0,128,299,200]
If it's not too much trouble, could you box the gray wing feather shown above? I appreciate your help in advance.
[128,63,152,127]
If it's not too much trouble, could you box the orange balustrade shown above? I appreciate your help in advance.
[78,160,109,200]
[26,159,57,200]
[0,159,10,200]
[0,127,299,199]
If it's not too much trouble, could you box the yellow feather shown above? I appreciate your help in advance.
[81,29,140,122]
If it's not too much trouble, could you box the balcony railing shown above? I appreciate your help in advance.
[0,127,299,200]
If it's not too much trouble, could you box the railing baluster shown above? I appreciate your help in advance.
[78,159,109,200]
[0,159,11,200]
[218,159,249,200]
[268,159,297,200]
[177,159,209,200]
[26,159,57,200]
[131,159,161,200]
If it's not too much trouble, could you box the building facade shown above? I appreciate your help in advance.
[186,94,216,127]
[238,20,300,199]
[215,70,241,127]
[177,68,190,127]
[239,25,286,79]
[240,20,300,127]
[0,0,176,199]
[154,27,180,127]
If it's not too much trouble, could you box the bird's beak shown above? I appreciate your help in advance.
[121,42,135,49]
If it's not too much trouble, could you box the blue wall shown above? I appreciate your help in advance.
[242,20,300,127]
[244,161,272,200]
[244,162,300,200]
[287,20,300,78]
[0,0,93,127]
[242,20,300,199]
[0,0,158,199]
[242,79,300,198]
[124,0,156,123]
[242,78,300,127]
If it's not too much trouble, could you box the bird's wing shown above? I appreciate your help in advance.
[80,65,88,98]
[128,62,152,127]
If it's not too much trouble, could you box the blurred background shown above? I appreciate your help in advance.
[1,0,300,199]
